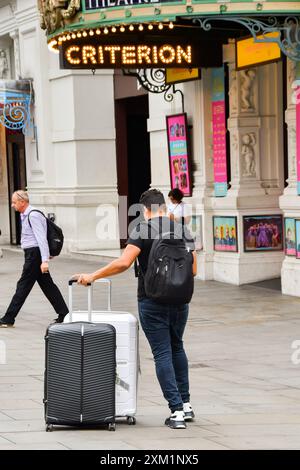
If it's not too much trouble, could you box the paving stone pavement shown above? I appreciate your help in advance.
[0,249,300,450]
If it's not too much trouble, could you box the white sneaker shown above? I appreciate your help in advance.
[183,402,195,421]
[165,410,186,429]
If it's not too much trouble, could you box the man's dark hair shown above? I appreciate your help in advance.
[139,189,166,211]
[168,188,184,202]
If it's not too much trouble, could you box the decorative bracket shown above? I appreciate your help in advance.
[193,16,300,62]
[122,69,185,111]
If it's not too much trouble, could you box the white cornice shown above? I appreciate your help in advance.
[0,16,16,35]
[15,5,39,27]
[0,3,38,37]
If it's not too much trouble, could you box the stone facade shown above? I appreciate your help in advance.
[0,0,300,295]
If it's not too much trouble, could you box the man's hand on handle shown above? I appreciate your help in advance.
[41,261,49,273]
[74,274,94,286]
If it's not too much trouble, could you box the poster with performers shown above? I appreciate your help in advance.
[166,113,192,197]
[243,215,283,252]
[213,216,238,252]
[212,67,228,197]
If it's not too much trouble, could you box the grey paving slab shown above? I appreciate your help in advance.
[0,435,15,445]
[1,249,300,449]
[1,409,44,421]
[0,399,42,410]
[64,441,139,450]
[0,443,69,450]
[204,413,300,425]
[0,412,14,422]
[0,419,45,432]
[133,438,230,450]
[208,435,300,450]
[0,391,42,400]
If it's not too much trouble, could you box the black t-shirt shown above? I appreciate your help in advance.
[126,216,195,299]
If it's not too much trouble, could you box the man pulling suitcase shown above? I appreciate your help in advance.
[75,189,197,430]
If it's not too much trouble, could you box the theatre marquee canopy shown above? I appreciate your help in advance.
[40,1,300,65]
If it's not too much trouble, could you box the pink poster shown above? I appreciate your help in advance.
[297,87,300,195]
[212,67,228,197]
[212,100,227,192]
[166,113,192,196]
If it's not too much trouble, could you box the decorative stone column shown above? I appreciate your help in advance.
[227,65,265,197]
[9,30,20,79]
[22,27,120,252]
[183,73,215,280]
[212,42,284,285]
[280,59,300,296]
[32,68,120,252]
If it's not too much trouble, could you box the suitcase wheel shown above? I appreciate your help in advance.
[127,416,136,425]
[108,422,116,431]
[45,424,53,432]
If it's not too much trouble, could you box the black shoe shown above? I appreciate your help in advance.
[0,317,15,328]
[165,410,186,429]
[52,315,65,324]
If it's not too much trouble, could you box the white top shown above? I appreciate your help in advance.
[167,201,191,221]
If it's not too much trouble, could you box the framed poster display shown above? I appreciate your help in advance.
[243,215,283,252]
[296,220,300,259]
[213,216,238,252]
[284,218,296,257]
[166,113,192,197]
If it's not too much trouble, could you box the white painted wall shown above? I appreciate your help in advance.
[0,0,119,252]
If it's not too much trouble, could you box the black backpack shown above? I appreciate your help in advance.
[28,210,64,257]
[142,231,194,305]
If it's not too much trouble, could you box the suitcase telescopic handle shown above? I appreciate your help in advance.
[68,279,91,286]
[68,278,112,322]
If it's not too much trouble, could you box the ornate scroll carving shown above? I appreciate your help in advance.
[38,0,81,35]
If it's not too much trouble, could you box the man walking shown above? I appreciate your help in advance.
[75,189,197,429]
[0,190,69,327]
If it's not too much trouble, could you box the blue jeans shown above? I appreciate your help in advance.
[138,298,190,412]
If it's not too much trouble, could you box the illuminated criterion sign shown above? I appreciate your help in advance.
[61,42,193,69]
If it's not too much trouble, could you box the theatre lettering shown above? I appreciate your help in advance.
[61,43,193,69]
[84,0,180,10]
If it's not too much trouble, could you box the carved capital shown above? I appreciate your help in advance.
[38,0,81,35]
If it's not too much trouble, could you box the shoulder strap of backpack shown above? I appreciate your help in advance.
[134,221,162,278]
[27,209,46,228]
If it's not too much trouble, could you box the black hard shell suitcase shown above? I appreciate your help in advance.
[44,321,116,431]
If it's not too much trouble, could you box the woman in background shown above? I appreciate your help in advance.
[167,188,191,226]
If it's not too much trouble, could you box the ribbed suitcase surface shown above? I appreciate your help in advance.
[65,279,139,424]
[44,322,116,428]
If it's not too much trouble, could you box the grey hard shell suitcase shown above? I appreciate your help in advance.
[44,321,117,431]
[64,278,139,425]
